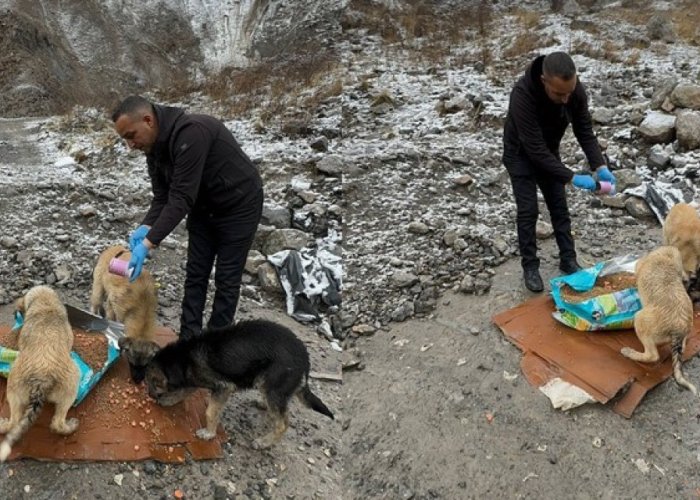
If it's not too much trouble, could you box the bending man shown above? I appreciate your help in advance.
[502,51,615,292]
[112,96,263,338]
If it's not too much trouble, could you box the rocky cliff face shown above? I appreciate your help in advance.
[0,0,345,116]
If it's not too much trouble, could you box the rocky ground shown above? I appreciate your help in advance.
[1,0,700,498]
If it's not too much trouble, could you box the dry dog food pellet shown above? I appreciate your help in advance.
[0,328,108,372]
[560,272,637,303]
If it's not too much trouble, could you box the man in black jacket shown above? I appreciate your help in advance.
[112,96,263,338]
[502,52,615,293]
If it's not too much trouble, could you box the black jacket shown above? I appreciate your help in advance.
[502,55,605,184]
[142,105,262,245]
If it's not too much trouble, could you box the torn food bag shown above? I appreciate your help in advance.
[550,254,641,331]
[268,247,342,322]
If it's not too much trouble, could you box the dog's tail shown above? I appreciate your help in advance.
[0,383,47,462]
[299,383,334,420]
[671,336,698,396]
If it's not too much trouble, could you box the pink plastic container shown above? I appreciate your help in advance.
[596,181,615,195]
[108,257,132,278]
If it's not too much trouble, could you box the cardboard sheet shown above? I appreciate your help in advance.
[492,295,700,418]
[0,326,226,462]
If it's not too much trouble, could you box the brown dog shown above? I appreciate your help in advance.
[90,245,158,382]
[663,203,700,282]
[0,286,80,461]
[621,246,697,395]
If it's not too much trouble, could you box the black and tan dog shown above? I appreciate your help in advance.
[90,245,159,382]
[622,246,697,395]
[0,286,80,462]
[143,319,334,449]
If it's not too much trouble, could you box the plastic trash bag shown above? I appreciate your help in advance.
[625,180,693,224]
[550,254,641,331]
[268,247,342,323]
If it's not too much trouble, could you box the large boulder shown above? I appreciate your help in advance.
[262,228,311,255]
[650,78,678,110]
[676,110,700,151]
[646,14,676,42]
[637,111,676,144]
[670,84,700,110]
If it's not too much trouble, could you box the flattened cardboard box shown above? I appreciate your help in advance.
[493,295,700,418]
[0,326,226,462]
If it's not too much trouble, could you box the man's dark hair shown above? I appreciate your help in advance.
[542,52,576,80]
[111,95,153,122]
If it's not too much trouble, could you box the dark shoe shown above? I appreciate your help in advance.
[523,268,544,293]
[559,259,582,275]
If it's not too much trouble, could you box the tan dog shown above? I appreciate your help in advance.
[663,203,700,282]
[90,245,158,382]
[0,286,80,461]
[621,246,697,395]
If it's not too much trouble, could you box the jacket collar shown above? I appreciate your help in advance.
[527,55,548,100]
[149,104,185,159]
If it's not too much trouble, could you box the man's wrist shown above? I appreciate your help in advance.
[143,238,156,250]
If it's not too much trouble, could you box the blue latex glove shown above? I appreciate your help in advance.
[11,311,23,332]
[596,166,616,185]
[572,174,597,191]
[129,225,150,252]
[128,242,149,282]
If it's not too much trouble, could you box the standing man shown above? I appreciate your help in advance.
[112,96,263,338]
[502,51,615,293]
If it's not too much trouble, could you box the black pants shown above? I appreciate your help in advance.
[506,159,576,271]
[180,188,263,338]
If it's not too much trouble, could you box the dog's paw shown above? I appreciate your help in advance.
[0,418,11,434]
[65,418,79,433]
[52,418,79,435]
[251,400,268,411]
[620,347,636,359]
[195,428,216,441]
[252,437,274,450]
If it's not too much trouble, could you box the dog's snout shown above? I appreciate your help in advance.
[129,364,147,384]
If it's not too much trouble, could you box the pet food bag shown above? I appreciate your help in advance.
[550,254,642,331]
[0,313,120,406]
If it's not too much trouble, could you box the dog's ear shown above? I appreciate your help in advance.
[14,296,26,314]
[143,341,160,360]
[148,364,169,393]
[118,336,133,352]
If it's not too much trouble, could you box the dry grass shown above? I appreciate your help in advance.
[344,0,491,51]
[601,40,621,62]
[344,0,401,41]
[510,8,541,31]
[650,40,670,55]
[672,0,700,44]
[171,43,340,124]
[626,49,641,65]
[346,0,493,66]
[503,32,540,59]
[607,7,654,26]
[570,39,621,62]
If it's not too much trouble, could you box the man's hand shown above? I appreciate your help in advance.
[596,166,616,185]
[572,174,597,191]
[128,242,150,282]
[129,225,150,252]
